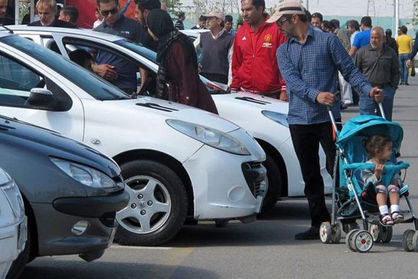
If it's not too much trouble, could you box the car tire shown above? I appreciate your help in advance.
[6,222,31,279]
[116,160,188,246]
[260,154,282,213]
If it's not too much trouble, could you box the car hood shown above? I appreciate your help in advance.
[0,115,120,178]
[213,92,289,114]
[105,95,240,133]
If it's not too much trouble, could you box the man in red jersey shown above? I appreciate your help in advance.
[231,0,287,100]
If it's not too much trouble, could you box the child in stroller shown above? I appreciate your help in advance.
[361,134,404,226]
[319,110,418,253]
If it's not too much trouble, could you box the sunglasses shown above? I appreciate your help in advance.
[276,16,289,27]
[101,7,118,17]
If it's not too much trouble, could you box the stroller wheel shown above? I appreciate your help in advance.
[369,224,380,242]
[346,229,359,252]
[379,226,393,243]
[320,222,332,244]
[402,229,416,252]
[330,223,342,244]
[352,230,373,253]
[412,231,418,252]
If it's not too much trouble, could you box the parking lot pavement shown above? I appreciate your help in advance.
[20,80,418,279]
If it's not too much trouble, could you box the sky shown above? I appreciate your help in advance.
[184,0,415,18]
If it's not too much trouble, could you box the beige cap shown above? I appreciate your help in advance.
[266,1,307,24]
[203,11,225,20]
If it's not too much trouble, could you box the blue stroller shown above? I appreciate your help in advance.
[319,107,418,253]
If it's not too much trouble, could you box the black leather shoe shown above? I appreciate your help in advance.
[294,227,320,240]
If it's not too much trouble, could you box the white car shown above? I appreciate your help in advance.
[0,30,266,246]
[0,168,26,279]
[6,26,332,212]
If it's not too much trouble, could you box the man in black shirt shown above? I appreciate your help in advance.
[0,0,14,25]
[355,27,399,120]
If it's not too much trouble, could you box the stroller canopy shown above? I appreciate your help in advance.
[336,115,403,163]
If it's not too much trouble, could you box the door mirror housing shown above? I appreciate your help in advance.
[27,88,54,109]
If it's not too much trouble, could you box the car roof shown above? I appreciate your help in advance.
[6,25,124,42]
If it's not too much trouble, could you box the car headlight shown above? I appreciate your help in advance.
[262,110,289,127]
[166,119,250,155]
[51,158,116,188]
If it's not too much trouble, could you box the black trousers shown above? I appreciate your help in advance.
[289,122,336,227]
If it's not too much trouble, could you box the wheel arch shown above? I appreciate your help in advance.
[255,139,288,197]
[113,149,194,216]
[21,192,38,259]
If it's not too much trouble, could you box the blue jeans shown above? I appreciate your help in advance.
[359,86,395,121]
[399,54,409,84]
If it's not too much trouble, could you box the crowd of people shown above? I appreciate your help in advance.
[1,0,418,241]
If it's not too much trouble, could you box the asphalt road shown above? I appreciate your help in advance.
[20,79,418,279]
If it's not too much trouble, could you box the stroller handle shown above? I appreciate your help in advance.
[343,161,409,171]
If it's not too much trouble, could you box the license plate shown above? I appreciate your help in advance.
[17,217,27,251]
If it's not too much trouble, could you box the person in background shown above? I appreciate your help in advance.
[29,0,76,27]
[396,25,413,85]
[272,1,383,240]
[224,15,236,36]
[355,27,399,121]
[134,0,159,50]
[146,9,218,114]
[93,0,145,95]
[349,16,372,57]
[175,11,185,30]
[385,29,398,55]
[406,30,418,69]
[195,11,234,84]
[58,5,79,25]
[310,12,323,30]
[0,0,13,25]
[93,7,104,28]
[346,19,360,46]
[236,18,243,30]
[231,0,287,100]
[191,15,206,29]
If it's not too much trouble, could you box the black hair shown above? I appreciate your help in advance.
[225,14,233,23]
[364,134,392,158]
[311,12,323,22]
[330,19,340,29]
[136,0,160,11]
[305,10,312,22]
[400,25,408,34]
[347,19,360,31]
[385,28,392,38]
[361,16,372,27]
[69,49,93,70]
[61,5,79,24]
[322,20,335,30]
[241,0,265,11]
[96,0,118,6]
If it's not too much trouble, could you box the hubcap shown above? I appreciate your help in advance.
[117,175,171,234]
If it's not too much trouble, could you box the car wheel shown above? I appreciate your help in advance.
[260,154,282,213]
[116,160,188,246]
[6,222,31,279]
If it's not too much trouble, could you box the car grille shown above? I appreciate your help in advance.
[241,161,266,198]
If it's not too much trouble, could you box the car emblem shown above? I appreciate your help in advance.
[90,139,101,145]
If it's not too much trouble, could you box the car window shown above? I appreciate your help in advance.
[0,53,72,111]
[0,34,129,101]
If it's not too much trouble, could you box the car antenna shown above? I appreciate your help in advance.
[0,25,14,34]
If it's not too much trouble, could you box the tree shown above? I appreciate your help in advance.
[163,0,183,13]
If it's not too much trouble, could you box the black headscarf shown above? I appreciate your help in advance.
[146,9,198,99]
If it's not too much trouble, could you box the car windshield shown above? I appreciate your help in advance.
[0,35,129,101]
[115,39,229,95]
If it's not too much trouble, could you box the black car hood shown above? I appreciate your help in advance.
[0,115,120,178]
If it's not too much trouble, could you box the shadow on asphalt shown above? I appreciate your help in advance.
[20,262,220,279]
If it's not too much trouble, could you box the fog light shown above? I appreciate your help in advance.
[71,220,89,236]
[227,186,245,202]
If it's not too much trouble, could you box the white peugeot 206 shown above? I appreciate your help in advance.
[7,26,333,213]
[0,30,267,246]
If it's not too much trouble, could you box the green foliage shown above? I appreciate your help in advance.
[164,0,183,13]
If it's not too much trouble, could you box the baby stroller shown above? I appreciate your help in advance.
[319,105,418,253]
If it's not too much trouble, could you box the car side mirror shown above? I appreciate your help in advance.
[27,88,54,109]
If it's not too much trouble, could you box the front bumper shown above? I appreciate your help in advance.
[34,189,128,258]
[183,144,266,220]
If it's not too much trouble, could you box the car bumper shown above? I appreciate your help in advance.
[34,189,129,259]
[183,145,266,220]
[0,216,27,278]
